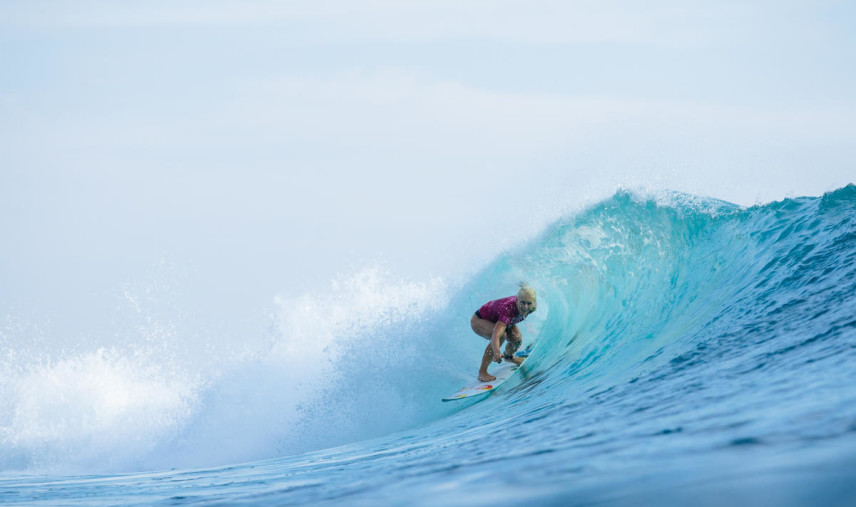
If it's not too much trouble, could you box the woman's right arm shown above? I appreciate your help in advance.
[490,321,506,362]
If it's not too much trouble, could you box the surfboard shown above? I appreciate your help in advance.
[442,344,533,402]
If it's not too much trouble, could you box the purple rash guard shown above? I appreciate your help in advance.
[477,296,525,327]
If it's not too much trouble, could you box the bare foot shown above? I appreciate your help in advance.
[510,356,525,366]
[478,372,496,382]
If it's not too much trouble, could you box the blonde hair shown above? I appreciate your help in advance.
[517,284,537,310]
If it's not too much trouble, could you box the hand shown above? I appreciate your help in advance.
[493,347,502,363]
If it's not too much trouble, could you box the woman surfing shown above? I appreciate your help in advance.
[470,285,537,381]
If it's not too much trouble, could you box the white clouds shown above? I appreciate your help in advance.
[3,0,828,48]
[4,63,852,208]
[210,68,855,166]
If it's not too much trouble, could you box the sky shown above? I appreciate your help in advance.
[1,0,854,342]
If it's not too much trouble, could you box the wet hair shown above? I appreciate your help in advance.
[517,284,537,311]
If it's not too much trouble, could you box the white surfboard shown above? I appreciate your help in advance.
[442,344,533,402]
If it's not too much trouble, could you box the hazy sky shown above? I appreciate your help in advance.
[1,1,854,336]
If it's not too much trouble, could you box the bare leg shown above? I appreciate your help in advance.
[478,343,498,381]
[471,314,507,381]
[505,325,524,365]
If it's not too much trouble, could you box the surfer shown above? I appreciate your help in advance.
[471,285,537,382]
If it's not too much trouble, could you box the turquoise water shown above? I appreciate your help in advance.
[2,185,855,505]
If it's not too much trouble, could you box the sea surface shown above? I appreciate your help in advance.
[2,185,856,505]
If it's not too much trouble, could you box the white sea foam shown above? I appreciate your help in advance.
[0,347,197,473]
[0,266,449,473]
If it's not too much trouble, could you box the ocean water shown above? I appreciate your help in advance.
[2,185,856,505]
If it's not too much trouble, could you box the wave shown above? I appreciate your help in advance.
[519,184,856,398]
[1,184,854,481]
